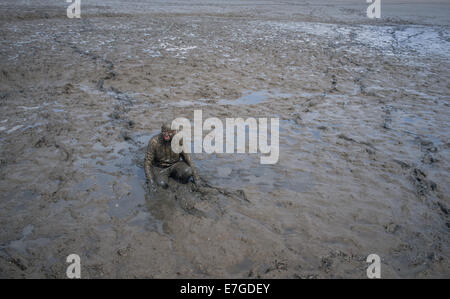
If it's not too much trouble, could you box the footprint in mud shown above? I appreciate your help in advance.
[410,168,437,198]
[417,138,438,153]
[416,137,439,165]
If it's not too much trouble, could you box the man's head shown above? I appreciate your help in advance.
[161,122,176,142]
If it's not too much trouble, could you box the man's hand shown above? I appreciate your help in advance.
[193,173,201,186]
[192,174,208,192]
[147,178,157,193]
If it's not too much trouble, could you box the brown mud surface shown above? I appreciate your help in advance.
[0,0,449,278]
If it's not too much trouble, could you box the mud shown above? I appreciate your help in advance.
[0,0,449,278]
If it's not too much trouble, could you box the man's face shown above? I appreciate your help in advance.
[162,129,176,142]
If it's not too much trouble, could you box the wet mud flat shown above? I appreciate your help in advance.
[0,0,449,278]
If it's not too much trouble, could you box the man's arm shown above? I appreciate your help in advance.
[181,151,200,184]
[144,137,157,190]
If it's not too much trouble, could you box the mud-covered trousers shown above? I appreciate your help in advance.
[151,161,193,189]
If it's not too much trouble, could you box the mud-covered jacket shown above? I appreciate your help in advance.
[144,134,199,183]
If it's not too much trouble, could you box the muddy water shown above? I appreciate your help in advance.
[0,0,449,278]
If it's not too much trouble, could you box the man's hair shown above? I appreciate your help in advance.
[161,122,171,132]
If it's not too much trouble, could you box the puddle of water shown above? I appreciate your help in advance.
[403,116,423,124]
[218,90,292,106]
[311,128,321,140]
[107,171,147,219]
[218,91,267,106]
[168,90,294,107]
[171,99,208,107]
[197,152,314,194]
[7,125,23,134]
[9,190,38,213]
[70,129,170,238]
[3,224,35,253]
[189,119,316,194]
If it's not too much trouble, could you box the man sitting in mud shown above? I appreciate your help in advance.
[145,123,200,191]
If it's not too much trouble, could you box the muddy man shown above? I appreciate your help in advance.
[144,123,200,191]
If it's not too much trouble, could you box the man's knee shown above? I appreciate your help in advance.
[156,178,169,189]
[178,165,193,182]
[183,166,193,178]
